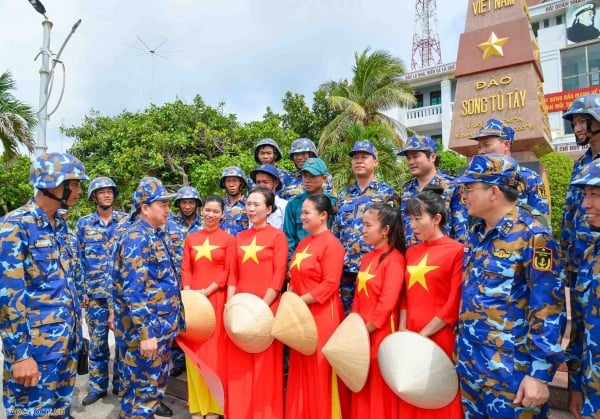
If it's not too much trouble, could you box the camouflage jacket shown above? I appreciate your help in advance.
[0,199,82,363]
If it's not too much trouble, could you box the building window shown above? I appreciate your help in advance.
[414,94,423,108]
[430,91,441,106]
[561,41,600,90]
[532,22,539,37]
[556,15,563,25]
[543,18,550,28]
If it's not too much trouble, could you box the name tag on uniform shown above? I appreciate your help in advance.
[34,239,52,248]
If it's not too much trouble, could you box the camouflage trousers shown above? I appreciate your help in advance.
[3,343,77,419]
[460,375,549,418]
[119,339,172,419]
[340,272,357,316]
[171,339,185,370]
[86,298,121,393]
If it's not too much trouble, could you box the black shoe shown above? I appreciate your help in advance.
[170,365,185,377]
[81,390,107,406]
[155,401,173,417]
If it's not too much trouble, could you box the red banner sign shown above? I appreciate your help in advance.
[545,86,600,112]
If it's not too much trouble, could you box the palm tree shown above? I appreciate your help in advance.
[0,71,36,160]
[318,48,415,150]
[319,122,404,191]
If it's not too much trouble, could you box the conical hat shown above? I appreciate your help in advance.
[224,292,274,354]
[178,290,216,344]
[271,292,318,355]
[377,331,458,409]
[322,313,370,392]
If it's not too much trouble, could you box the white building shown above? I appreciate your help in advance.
[400,0,600,158]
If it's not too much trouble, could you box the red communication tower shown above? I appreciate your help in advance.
[411,0,442,70]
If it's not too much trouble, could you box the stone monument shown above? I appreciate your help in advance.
[449,0,552,161]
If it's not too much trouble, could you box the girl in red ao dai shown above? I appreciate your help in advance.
[286,194,349,419]
[399,186,463,419]
[351,203,406,419]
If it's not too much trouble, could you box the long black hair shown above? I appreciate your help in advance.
[366,202,405,266]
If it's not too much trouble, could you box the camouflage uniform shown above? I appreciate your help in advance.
[398,135,468,247]
[0,153,88,419]
[333,141,399,314]
[221,197,248,236]
[163,186,203,373]
[280,171,335,200]
[401,175,467,247]
[560,95,600,392]
[219,166,249,236]
[470,118,551,227]
[455,154,566,418]
[112,177,184,418]
[563,159,600,418]
[77,206,128,396]
[247,138,291,194]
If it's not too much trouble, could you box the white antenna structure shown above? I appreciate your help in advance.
[124,35,179,101]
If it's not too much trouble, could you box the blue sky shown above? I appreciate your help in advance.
[0,1,466,153]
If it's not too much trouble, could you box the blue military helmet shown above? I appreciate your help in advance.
[249,164,283,191]
[398,135,437,156]
[219,166,248,189]
[87,176,118,201]
[254,138,283,163]
[29,152,89,189]
[563,94,600,146]
[289,138,318,159]
[456,153,520,188]
[174,185,202,206]
[469,118,515,143]
[131,177,175,214]
[571,159,600,187]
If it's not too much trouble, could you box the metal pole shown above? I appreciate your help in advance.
[34,18,52,157]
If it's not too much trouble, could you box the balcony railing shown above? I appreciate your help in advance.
[406,104,442,121]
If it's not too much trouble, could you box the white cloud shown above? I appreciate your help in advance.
[0,1,466,153]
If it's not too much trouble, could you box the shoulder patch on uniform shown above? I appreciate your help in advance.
[537,184,548,199]
[533,246,552,271]
[500,220,513,236]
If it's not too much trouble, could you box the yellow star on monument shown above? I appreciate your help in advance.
[192,237,220,262]
[477,31,509,60]
[357,263,376,297]
[407,254,439,291]
[240,236,265,264]
[290,244,312,271]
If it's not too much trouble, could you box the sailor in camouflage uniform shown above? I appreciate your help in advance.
[566,159,600,419]
[455,154,566,418]
[279,137,335,200]
[76,176,128,405]
[112,177,184,418]
[0,152,88,419]
[560,96,600,408]
[398,135,468,247]
[470,118,551,228]
[247,138,291,193]
[163,186,203,377]
[220,166,249,236]
[333,140,398,314]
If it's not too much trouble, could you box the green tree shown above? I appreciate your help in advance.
[319,122,401,191]
[540,151,574,237]
[318,48,415,149]
[0,71,36,161]
[281,90,337,141]
[0,155,33,215]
